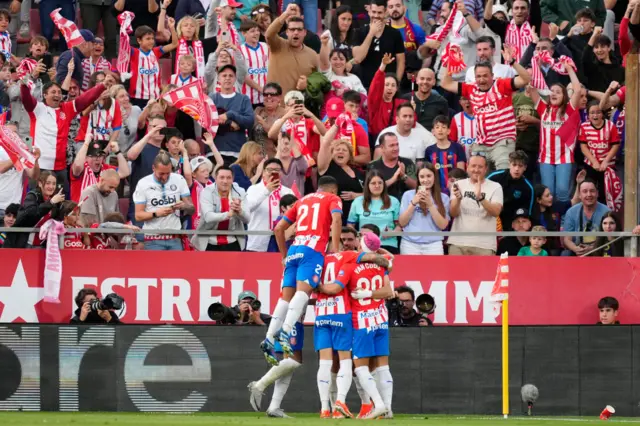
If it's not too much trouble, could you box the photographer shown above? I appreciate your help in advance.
[70,288,122,324]
[388,286,433,327]
[211,291,272,325]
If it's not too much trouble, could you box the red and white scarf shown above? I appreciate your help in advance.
[80,163,100,197]
[286,118,316,168]
[530,51,576,90]
[176,38,206,80]
[0,124,35,171]
[17,58,37,91]
[39,219,66,303]
[117,11,135,81]
[218,15,239,46]
[505,20,533,62]
[605,168,623,212]
[335,113,356,154]
[81,56,111,91]
[427,9,463,42]
[190,179,213,229]
[441,43,467,75]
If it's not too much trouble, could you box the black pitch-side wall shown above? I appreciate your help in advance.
[0,325,637,415]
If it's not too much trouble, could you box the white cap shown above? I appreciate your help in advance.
[190,156,213,173]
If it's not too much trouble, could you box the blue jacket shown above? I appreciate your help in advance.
[55,47,86,85]
[209,92,254,157]
[175,0,207,24]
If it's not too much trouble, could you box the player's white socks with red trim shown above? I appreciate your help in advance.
[255,358,301,392]
[373,365,393,412]
[266,299,289,344]
[317,359,333,411]
[268,370,295,412]
[336,359,353,402]
[354,366,384,408]
[353,374,370,404]
[282,291,309,335]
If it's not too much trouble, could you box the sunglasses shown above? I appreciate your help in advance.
[263,92,280,97]
[252,7,270,15]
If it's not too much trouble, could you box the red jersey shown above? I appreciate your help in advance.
[537,99,576,165]
[578,121,620,166]
[62,225,86,250]
[315,251,359,317]
[461,78,516,146]
[75,101,123,142]
[70,163,116,202]
[128,46,164,100]
[450,111,477,160]
[29,101,78,171]
[283,192,343,253]
[337,261,389,331]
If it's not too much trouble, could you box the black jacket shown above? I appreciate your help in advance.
[519,39,574,88]
[560,33,592,81]
[70,308,121,324]
[487,170,535,230]
[581,45,625,93]
[2,190,53,248]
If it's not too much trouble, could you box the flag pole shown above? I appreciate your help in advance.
[502,298,509,419]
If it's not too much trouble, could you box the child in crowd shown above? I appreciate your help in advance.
[267,194,298,252]
[343,90,368,133]
[81,38,111,91]
[449,95,476,160]
[597,296,619,325]
[425,115,466,194]
[25,36,54,84]
[240,20,269,108]
[518,225,548,256]
[170,54,197,87]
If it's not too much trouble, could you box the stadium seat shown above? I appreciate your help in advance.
[160,58,172,86]
[119,198,130,218]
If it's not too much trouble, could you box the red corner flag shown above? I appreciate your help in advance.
[491,253,509,315]
[50,8,85,49]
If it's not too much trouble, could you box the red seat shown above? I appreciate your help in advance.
[159,58,173,86]
[119,198,130,218]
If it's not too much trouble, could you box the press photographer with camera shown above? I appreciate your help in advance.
[70,288,124,324]
[388,286,434,327]
[208,291,271,325]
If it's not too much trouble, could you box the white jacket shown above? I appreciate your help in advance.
[245,181,294,252]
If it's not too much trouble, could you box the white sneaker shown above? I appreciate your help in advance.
[247,381,263,412]
[362,405,388,419]
[267,408,293,418]
[381,410,394,419]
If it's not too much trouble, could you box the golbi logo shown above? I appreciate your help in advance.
[150,195,177,206]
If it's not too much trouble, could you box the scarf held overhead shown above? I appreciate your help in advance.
[176,38,206,80]
[530,51,576,91]
[0,125,35,171]
[505,20,533,62]
[605,168,623,213]
[117,12,135,81]
[39,219,66,303]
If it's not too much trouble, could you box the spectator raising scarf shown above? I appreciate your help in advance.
[285,119,316,168]
[17,58,37,90]
[50,8,85,48]
[336,112,357,154]
[530,51,576,91]
[441,44,466,75]
[427,8,463,42]
[162,80,220,137]
[218,14,240,46]
[0,125,35,171]
[117,12,135,81]
[505,20,533,62]
[175,38,206,81]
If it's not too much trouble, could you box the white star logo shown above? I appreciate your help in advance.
[0,260,44,323]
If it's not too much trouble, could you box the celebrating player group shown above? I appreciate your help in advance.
[247,176,396,419]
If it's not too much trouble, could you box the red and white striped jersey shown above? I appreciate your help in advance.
[128,47,164,100]
[578,120,620,166]
[536,99,576,165]
[339,261,389,331]
[81,56,111,91]
[0,31,11,61]
[240,42,269,105]
[75,101,123,142]
[461,78,517,146]
[315,251,359,318]
[29,101,78,171]
[169,73,196,87]
[449,111,477,159]
[283,191,343,253]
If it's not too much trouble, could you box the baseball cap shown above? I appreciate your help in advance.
[94,37,104,44]
[190,156,213,173]
[492,4,508,18]
[238,291,257,303]
[221,0,244,8]
[513,208,530,221]
[326,98,345,119]
[361,232,381,253]
[79,29,96,43]
[86,141,106,157]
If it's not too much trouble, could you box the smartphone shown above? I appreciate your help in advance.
[418,185,426,194]
[56,184,63,193]
[453,183,460,192]
[220,31,231,44]
[294,99,304,105]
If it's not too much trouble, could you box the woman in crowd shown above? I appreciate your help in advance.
[111,84,142,153]
[231,141,266,190]
[3,172,65,248]
[398,163,450,255]
[368,54,404,139]
[250,3,273,41]
[531,184,562,256]
[317,124,364,222]
[319,36,366,96]
[328,5,358,59]
[253,82,285,157]
[348,170,400,254]
[592,212,624,257]
[275,132,308,195]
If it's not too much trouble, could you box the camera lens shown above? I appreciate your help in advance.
[250,300,261,311]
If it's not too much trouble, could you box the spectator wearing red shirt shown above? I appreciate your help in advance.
[368,53,405,143]
[323,98,370,166]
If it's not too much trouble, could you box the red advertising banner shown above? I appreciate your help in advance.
[0,250,637,325]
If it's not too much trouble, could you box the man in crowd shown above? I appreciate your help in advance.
[562,179,610,256]
[278,3,321,53]
[71,139,129,202]
[520,27,573,91]
[542,0,606,37]
[55,29,97,85]
[389,286,424,327]
[369,132,417,200]
[266,4,319,96]
[79,169,121,227]
[497,208,532,255]
[465,36,515,83]
[133,151,194,251]
[405,68,448,131]
[597,296,619,325]
[448,155,503,255]
[387,0,425,52]
[484,0,540,61]
[488,150,534,229]
[559,8,599,80]
[375,103,435,163]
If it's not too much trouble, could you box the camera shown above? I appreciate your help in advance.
[208,299,261,324]
[387,293,435,326]
[89,293,125,313]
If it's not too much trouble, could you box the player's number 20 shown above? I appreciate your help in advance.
[356,275,383,306]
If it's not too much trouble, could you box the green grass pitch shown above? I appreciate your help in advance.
[0,413,638,425]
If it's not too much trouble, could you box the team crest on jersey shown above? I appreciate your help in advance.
[59,112,66,120]
[170,184,177,191]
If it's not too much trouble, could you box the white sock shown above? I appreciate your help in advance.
[374,366,393,411]
[282,291,309,334]
[336,359,353,402]
[268,370,295,412]
[354,366,384,409]
[317,359,332,411]
[255,358,300,392]
[329,372,338,409]
[265,299,289,343]
[353,374,370,404]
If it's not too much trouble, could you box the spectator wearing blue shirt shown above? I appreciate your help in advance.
[398,163,450,255]
[424,115,467,194]
[348,170,401,253]
[230,141,266,191]
[488,150,535,230]
[562,179,610,256]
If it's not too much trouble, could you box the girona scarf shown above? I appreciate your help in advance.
[427,9,464,42]
[605,168,623,213]
[441,43,466,75]
[80,163,100,198]
[530,51,576,91]
[287,118,316,168]
[505,20,533,62]
[335,113,356,154]
[39,219,66,303]
[176,38,206,80]
[117,11,135,81]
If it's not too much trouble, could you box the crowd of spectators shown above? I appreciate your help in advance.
[0,0,638,256]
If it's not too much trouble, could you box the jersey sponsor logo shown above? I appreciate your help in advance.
[64,239,85,249]
[589,142,610,149]
[475,104,498,114]
[150,195,177,206]
[247,67,268,75]
[140,67,159,75]
[315,318,344,327]
[94,126,110,135]
[459,136,476,145]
